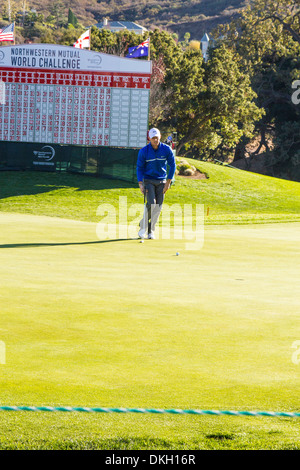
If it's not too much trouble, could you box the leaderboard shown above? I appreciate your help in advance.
[0,44,152,148]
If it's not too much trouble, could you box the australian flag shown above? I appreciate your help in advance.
[126,38,149,58]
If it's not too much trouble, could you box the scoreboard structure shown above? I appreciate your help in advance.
[0,44,152,150]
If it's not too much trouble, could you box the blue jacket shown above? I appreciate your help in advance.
[136,142,176,182]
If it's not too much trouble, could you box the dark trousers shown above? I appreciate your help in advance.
[141,179,165,233]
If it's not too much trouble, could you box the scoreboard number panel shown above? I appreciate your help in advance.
[0,44,152,148]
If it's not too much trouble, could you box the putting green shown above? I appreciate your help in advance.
[0,211,299,414]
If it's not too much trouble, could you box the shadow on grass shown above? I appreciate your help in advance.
[0,238,138,249]
[0,171,136,200]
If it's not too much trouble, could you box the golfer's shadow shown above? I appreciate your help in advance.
[0,238,136,248]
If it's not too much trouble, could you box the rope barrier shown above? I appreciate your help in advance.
[0,406,299,418]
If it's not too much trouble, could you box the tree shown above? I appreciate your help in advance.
[49,0,66,28]
[67,8,78,27]
[22,10,45,41]
[251,0,300,45]
[1,0,17,22]
[91,27,119,55]
[214,0,300,179]
[59,25,84,46]
[149,55,172,127]
[188,40,201,51]
[148,28,182,65]
[165,44,264,157]
[91,27,263,159]
[113,29,144,57]
[181,31,191,49]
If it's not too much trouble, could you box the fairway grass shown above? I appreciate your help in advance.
[0,212,300,449]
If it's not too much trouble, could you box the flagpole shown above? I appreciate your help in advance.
[13,21,15,45]
[148,36,150,61]
[89,28,91,50]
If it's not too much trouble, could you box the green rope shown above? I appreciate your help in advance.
[0,406,299,418]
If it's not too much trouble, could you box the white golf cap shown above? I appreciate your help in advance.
[149,128,161,139]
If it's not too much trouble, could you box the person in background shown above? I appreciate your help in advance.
[165,135,174,149]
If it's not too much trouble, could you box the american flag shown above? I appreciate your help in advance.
[0,23,14,42]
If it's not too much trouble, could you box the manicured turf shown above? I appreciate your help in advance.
[0,162,299,449]
[0,210,299,449]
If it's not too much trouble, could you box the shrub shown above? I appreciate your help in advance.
[176,158,197,176]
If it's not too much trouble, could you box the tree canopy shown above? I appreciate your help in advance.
[214,0,300,180]
[0,0,299,180]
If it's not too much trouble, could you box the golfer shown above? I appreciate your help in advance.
[137,128,176,239]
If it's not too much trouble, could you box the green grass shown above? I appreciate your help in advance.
[1,413,300,450]
[0,160,299,225]
[0,163,300,449]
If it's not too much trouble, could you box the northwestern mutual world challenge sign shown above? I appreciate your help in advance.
[10,46,82,69]
[0,44,152,150]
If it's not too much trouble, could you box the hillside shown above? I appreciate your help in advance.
[25,0,248,40]
[0,160,299,225]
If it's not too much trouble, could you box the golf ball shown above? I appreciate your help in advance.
[140,240,144,243]
[176,252,180,256]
